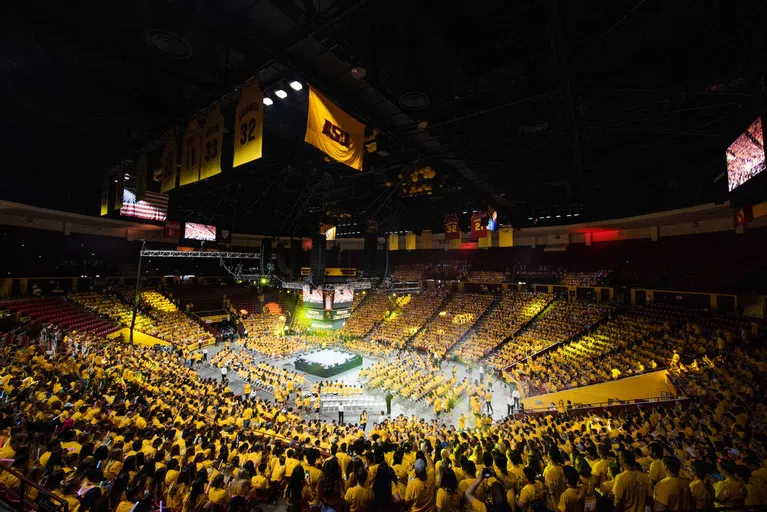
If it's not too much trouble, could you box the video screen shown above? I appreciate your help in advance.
[727,116,765,192]
[302,287,324,304]
[184,222,217,241]
[333,287,354,305]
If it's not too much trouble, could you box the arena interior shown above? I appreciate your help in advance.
[1,2,766,512]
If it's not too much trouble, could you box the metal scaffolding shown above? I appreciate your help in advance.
[139,250,260,259]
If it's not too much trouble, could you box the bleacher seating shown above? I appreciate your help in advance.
[338,291,392,338]
[2,297,118,336]
[369,289,449,347]
[411,293,494,356]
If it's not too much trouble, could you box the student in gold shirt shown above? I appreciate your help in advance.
[653,456,692,511]
[345,469,373,512]
[613,451,652,512]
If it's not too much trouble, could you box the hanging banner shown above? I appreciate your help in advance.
[180,118,201,186]
[420,230,433,250]
[113,168,124,211]
[499,226,514,247]
[320,223,337,241]
[478,231,492,249]
[405,232,417,251]
[305,86,365,171]
[388,233,399,251]
[470,211,488,239]
[444,213,460,240]
[233,82,264,168]
[200,104,224,181]
[161,131,178,193]
[136,152,148,202]
[164,220,182,239]
[100,171,110,216]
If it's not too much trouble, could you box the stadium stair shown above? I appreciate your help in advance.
[404,291,453,348]
[448,295,501,357]
[482,296,556,364]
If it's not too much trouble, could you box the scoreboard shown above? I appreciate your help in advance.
[302,286,354,330]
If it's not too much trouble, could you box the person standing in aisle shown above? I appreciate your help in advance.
[485,387,493,414]
[385,390,394,415]
[360,410,368,432]
[512,387,521,411]
[338,402,345,424]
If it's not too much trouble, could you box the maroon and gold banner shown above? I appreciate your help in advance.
[470,211,487,239]
[200,104,224,181]
[305,86,365,171]
[160,130,178,193]
[444,213,460,240]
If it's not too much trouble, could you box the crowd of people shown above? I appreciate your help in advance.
[560,271,609,287]
[391,265,428,282]
[339,293,393,338]
[370,290,449,348]
[454,292,552,363]
[487,301,614,370]
[1,319,764,512]
[412,294,494,357]
[465,271,510,284]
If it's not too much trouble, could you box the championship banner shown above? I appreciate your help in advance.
[405,232,417,251]
[470,212,488,238]
[100,171,110,216]
[180,119,201,186]
[444,213,460,240]
[160,131,178,193]
[388,233,399,251]
[200,104,224,181]
[305,86,365,171]
[113,168,124,211]
[136,152,148,202]
[233,82,264,168]
[478,231,492,249]
[499,226,514,247]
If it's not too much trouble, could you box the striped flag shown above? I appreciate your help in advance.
[120,188,169,221]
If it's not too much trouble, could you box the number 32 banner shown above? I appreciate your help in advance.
[232,82,264,168]
[200,103,224,181]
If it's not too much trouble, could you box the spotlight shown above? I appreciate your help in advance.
[263,97,274,106]
[555,215,561,218]
[528,217,533,220]
[417,120,428,129]
[351,66,367,80]
[289,81,303,91]
[545,215,551,219]
[573,213,579,217]
[274,89,287,99]
[566,214,572,217]
[259,277,268,285]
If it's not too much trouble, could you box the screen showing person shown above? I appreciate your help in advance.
[727,116,765,192]
[302,287,324,304]
[184,222,217,241]
[333,288,354,305]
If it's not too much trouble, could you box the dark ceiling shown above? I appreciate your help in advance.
[1,0,765,236]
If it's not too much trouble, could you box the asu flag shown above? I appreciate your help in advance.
[160,131,178,193]
[470,212,488,238]
[180,118,201,186]
[200,104,224,181]
[233,82,264,168]
[100,171,110,216]
[305,86,365,171]
[444,213,460,241]
[136,152,148,202]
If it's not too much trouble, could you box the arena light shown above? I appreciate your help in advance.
[260,277,268,285]
[289,81,303,91]
[274,89,288,99]
[263,97,274,106]
[573,213,580,217]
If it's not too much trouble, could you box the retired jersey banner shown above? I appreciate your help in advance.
[160,131,178,193]
[180,119,201,186]
[499,226,514,247]
[478,231,492,249]
[444,213,460,240]
[405,232,417,250]
[100,171,110,216]
[305,86,365,171]
[470,212,488,238]
[113,168,124,211]
[388,233,399,251]
[200,104,224,181]
[233,82,264,168]
[136,152,148,202]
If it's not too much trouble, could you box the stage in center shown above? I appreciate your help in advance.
[294,349,362,378]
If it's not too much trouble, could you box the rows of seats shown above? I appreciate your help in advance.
[453,292,552,363]
[465,270,509,283]
[71,292,157,333]
[338,291,392,338]
[561,270,608,286]
[369,289,449,347]
[391,263,427,281]
[2,297,118,336]
[411,293,494,356]
[487,300,614,369]
[167,284,223,311]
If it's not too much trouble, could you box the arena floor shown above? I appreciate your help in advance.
[196,343,517,430]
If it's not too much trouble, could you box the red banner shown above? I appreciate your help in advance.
[444,213,460,240]
[164,220,182,239]
[470,212,487,238]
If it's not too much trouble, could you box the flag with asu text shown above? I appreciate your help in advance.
[305,86,365,171]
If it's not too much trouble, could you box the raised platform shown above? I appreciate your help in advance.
[294,349,362,378]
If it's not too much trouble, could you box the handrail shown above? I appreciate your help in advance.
[0,462,69,511]
[520,396,686,415]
